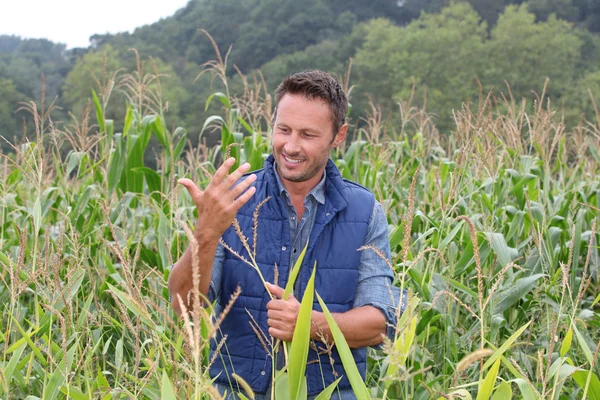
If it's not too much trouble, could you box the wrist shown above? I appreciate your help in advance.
[193,229,220,248]
[310,311,327,341]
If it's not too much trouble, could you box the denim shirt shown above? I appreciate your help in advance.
[211,166,402,400]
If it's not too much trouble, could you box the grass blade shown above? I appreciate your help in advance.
[316,293,371,400]
[283,242,308,300]
[476,358,501,400]
[288,262,316,400]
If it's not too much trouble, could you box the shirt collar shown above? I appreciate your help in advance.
[274,163,327,205]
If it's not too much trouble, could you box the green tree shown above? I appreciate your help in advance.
[485,5,583,103]
[0,78,25,153]
[526,0,580,21]
[353,3,488,131]
[62,44,124,120]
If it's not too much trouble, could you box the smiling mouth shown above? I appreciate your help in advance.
[283,154,304,164]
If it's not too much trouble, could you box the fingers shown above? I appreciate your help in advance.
[266,299,286,311]
[210,157,236,187]
[232,185,257,211]
[268,327,291,341]
[223,162,252,189]
[267,317,290,331]
[266,283,286,299]
[228,173,257,200]
[177,178,203,204]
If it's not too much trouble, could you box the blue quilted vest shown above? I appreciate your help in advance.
[210,155,374,396]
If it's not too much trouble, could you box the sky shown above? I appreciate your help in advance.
[0,0,190,49]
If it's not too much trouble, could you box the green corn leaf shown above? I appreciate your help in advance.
[91,89,105,134]
[477,358,501,400]
[314,378,342,400]
[560,326,573,357]
[44,343,77,400]
[572,370,600,400]
[490,381,512,400]
[572,323,594,365]
[161,371,177,400]
[483,320,531,371]
[283,242,308,300]
[486,232,517,268]
[511,378,536,400]
[289,262,316,400]
[439,220,464,250]
[10,315,46,367]
[385,314,417,389]
[33,196,42,234]
[592,292,600,307]
[276,372,307,400]
[107,134,126,196]
[491,274,545,316]
[316,293,371,400]
[3,341,26,389]
[152,116,168,150]
[59,386,87,400]
[205,92,231,111]
[106,283,153,327]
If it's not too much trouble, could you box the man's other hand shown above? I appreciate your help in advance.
[266,283,300,342]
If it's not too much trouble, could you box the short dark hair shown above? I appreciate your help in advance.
[274,70,348,134]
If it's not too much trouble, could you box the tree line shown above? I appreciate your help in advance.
[1,0,600,154]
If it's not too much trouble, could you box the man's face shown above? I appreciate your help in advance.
[272,94,346,186]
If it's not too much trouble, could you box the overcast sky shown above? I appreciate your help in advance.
[0,0,190,49]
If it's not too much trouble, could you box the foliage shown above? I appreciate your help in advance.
[1,51,599,399]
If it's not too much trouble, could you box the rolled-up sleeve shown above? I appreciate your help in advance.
[352,201,405,346]
[208,242,225,303]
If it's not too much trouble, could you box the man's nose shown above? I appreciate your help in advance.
[284,133,301,154]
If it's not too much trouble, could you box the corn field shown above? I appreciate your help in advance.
[1,51,599,400]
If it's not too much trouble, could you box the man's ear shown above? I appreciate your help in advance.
[332,124,348,147]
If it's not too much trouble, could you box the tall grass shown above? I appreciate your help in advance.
[0,47,599,399]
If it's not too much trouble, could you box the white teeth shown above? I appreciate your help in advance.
[284,155,303,164]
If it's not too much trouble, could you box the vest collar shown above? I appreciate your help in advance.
[263,154,349,213]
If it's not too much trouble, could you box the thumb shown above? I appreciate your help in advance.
[178,178,203,204]
[267,283,286,299]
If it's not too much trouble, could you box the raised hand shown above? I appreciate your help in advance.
[178,157,257,242]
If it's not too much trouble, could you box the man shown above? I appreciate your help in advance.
[168,70,401,399]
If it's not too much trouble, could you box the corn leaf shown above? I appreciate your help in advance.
[91,89,105,134]
[316,293,371,400]
[476,358,501,400]
[44,343,77,400]
[483,320,531,371]
[511,379,536,400]
[283,242,308,300]
[572,370,600,400]
[161,371,177,400]
[289,262,316,400]
[560,326,573,357]
[106,283,153,327]
[314,378,342,400]
[490,381,512,400]
[491,274,545,315]
[572,323,594,365]
[385,314,417,389]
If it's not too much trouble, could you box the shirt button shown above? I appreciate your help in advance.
[282,246,287,251]
[326,213,330,216]
[293,248,297,253]
[291,216,295,220]
[260,370,266,376]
